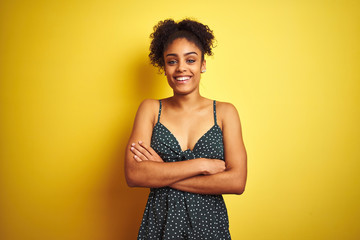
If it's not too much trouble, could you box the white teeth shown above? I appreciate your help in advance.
[176,76,190,81]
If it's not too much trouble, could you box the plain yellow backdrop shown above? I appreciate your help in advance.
[1,0,359,239]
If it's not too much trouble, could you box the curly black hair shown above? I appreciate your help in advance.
[149,18,216,71]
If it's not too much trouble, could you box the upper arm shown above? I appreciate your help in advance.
[128,99,157,146]
[219,102,247,182]
[124,99,158,182]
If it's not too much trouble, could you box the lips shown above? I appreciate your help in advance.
[174,76,191,82]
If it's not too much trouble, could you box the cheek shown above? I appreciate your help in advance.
[166,75,174,86]
[191,66,202,75]
[164,65,173,75]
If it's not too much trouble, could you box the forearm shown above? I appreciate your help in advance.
[125,158,207,188]
[169,169,246,195]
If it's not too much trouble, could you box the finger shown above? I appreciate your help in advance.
[133,143,153,161]
[138,141,155,161]
[130,143,143,162]
[138,141,159,158]
[146,147,163,162]
[133,155,142,162]
[139,141,164,162]
[130,146,148,161]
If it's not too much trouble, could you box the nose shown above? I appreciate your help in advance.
[176,60,186,72]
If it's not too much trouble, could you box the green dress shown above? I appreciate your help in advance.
[137,100,231,240]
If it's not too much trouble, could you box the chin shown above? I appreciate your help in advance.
[173,87,198,95]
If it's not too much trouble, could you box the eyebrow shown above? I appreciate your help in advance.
[165,52,198,57]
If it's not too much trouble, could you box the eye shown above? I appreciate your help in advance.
[187,59,196,63]
[167,60,177,65]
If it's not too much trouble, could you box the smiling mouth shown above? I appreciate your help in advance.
[175,76,191,82]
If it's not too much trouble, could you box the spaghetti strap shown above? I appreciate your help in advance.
[157,99,162,123]
[213,100,217,125]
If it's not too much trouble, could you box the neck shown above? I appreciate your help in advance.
[170,89,204,110]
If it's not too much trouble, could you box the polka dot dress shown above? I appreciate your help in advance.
[137,100,231,240]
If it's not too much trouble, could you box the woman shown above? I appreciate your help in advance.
[125,18,247,240]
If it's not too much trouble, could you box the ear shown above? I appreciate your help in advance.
[201,60,206,73]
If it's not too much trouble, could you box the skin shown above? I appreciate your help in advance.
[124,38,247,195]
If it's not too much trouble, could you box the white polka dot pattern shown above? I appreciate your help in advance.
[137,100,231,240]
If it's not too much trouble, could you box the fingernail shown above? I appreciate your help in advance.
[138,141,143,144]
[131,147,134,150]
[131,143,135,146]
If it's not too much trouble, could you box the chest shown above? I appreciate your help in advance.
[160,110,216,151]
[150,122,224,161]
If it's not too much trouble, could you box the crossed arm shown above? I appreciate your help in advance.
[124,99,247,195]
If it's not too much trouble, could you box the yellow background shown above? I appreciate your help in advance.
[1,0,359,239]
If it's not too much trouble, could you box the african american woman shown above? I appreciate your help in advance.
[125,18,247,240]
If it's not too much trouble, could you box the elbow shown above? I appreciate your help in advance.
[125,162,165,188]
[126,175,146,188]
[126,178,137,188]
[235,186,245,195]
[125,175,137,188]
[125,168,154,188]
[231,169,247,195]
[233,181,246,195]
[125,160,147,188]
[125,170,143,188]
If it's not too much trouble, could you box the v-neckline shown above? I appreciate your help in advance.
[156,122,220,152]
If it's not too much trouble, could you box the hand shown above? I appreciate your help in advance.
[130,141,164,163]
[202,158,226,175]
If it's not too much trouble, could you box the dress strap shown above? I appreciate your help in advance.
[157,99,162,123]
[213,100,217,125]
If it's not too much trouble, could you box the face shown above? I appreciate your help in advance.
[163,38,206,95]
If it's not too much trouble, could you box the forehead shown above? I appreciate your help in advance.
[164,38,201,55]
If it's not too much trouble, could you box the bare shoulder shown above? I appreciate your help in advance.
[216,101,240,120]
[216,101,245,146]
[135,98,160,126]
[216,101,238,112]
[138,98,159,109]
